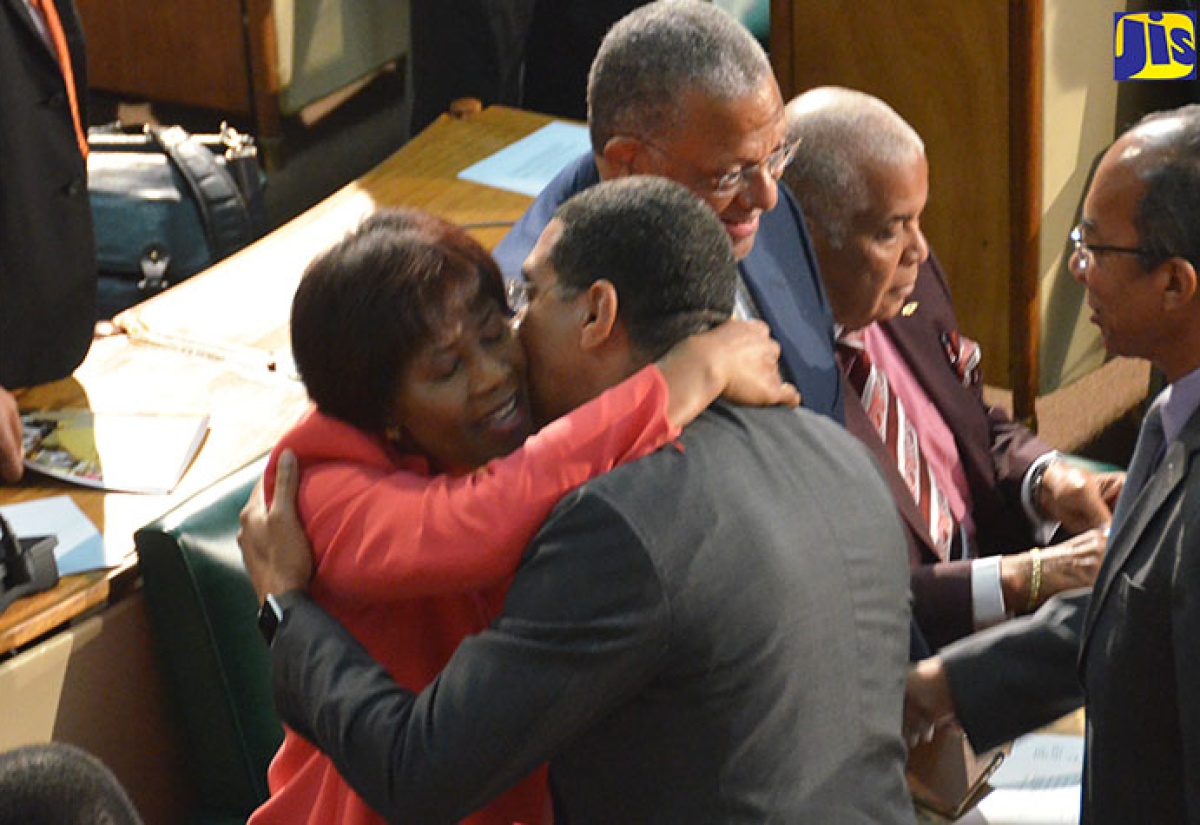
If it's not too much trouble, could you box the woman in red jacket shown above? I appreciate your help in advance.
[250,208,793,825]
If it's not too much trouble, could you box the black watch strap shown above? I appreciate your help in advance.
[257,591,303,646]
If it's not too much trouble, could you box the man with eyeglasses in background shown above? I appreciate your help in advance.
[905,103,1200,825]
[493,0,844,424]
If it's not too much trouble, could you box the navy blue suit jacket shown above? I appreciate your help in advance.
[494,153,844,424]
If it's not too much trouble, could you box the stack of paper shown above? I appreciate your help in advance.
[956,734,1084,825]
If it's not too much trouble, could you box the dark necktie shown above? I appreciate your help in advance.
[838,332,960,560]
[28,0,88,158]
[1109,398,1166,535]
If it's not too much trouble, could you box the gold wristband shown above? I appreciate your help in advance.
[1026,547,1043,613]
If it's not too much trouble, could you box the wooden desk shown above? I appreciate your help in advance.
[0,105,549,655]
[1,337,309,654]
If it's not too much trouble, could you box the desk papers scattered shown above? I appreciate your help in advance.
[954,734,1084,825]
[0,495,116,575]
[21,409,209,494]
[457,121,591,196]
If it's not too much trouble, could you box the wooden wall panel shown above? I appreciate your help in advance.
[771,2,1015,387]
[76,0,254,114]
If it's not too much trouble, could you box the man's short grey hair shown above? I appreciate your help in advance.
[783,87,925,248]
[587,0,773,153]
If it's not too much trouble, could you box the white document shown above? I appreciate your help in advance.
[457,122,591,196]
[1,495,116,576]
[956,734,1084,825]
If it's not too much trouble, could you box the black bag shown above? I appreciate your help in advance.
[87,123,268,319]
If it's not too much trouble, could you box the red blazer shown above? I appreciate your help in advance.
[841,253,1051,649]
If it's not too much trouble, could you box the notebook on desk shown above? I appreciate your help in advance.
[21,410,209,495]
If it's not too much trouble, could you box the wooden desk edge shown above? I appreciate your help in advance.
[0,572,110,655]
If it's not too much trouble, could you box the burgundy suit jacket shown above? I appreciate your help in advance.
[841,253,1051,649]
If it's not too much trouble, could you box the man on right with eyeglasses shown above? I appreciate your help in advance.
[906,103,1200,825]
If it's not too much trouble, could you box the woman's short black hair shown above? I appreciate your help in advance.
[290,208,507,433]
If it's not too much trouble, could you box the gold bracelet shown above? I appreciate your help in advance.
[1026,547,1043,613]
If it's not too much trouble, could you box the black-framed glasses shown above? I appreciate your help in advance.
[1068,224,1148,270]
[504,278,571,322]
[505,279,535,320]
[639,136,801,198]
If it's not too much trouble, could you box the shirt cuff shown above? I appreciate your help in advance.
[971,556,1007,630]
[1020,451,1062,544]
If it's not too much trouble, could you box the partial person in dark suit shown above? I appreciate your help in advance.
[906,103,1200,825]
[0,0,96,391]
[241,177,916,823]
[492,0,844,423]
[783,87,1119,649]
[407,0,644,131]
[407,0,533,131]
[520,0,645,120]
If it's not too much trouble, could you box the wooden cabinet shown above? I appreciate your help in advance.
[76,0,281,145]
[75,0,410,163]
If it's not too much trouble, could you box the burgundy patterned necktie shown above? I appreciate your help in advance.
[837,331,959,560]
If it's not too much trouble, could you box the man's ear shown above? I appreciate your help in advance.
[1162,256,1198,311]
[599,136,642,178]
[578,279,620,352]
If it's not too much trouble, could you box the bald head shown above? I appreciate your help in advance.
[780,88,930,330]
[784,87,924,248]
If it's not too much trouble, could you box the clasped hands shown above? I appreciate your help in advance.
[996,460,1123,614]
[905,461,1123,746]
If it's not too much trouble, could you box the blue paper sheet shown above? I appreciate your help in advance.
[0,495,114,576]
[457,122,591,197]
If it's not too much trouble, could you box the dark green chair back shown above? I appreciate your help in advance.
[134,457,281,825]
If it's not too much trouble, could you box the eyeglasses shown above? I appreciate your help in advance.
[1068,224,1148,271]
[639,137,801,198]
[505,278,571,321]
[505,279,535,320]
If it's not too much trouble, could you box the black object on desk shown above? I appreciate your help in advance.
[0,514,60,613]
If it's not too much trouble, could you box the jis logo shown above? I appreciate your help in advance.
[1114,11,1196,80]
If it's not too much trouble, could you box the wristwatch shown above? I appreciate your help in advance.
[1028,455,1061,518]
[257,592,298,646]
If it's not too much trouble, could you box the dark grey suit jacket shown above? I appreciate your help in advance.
[1077,402,1200,824]
[0,0,95,388]
[942,402,1200,825]
[272,403,915,824]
